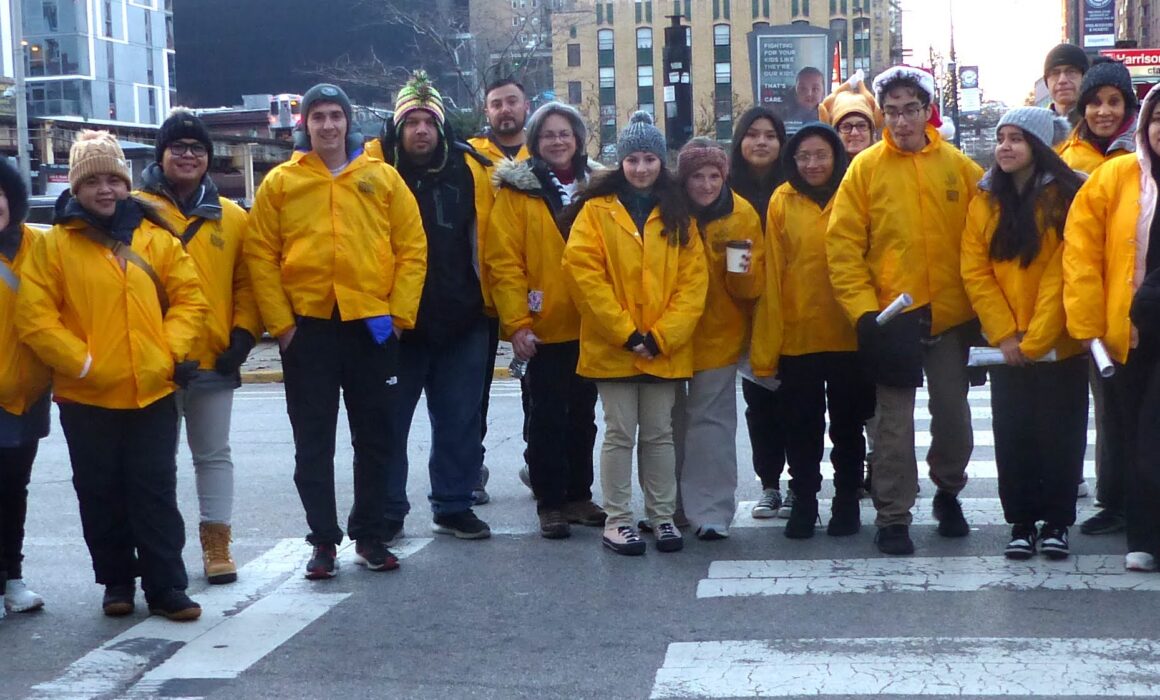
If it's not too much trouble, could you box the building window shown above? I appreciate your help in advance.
[683,0,691,18]
[715,62,731,84]
[792,0,799,17]
[723,0,731,19]
[714,23,730,61]
[830,19,848,80]
[714,0,720,19]
[606,1,614,22]
[568,43,581,66]
[853,17,870,72]
[598,28,614,50]
[764,0,771,16]
[103,0,114,37]
[637,27,653,49]
[596,2,603,23]
[802,0,809,15]
[568,81,582,104]
[638,65,654,87]
[570,25,577,38]
[599,66,616,88]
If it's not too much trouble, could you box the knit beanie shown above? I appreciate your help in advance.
[995,106,1071,148]
[394,71,446,129]
[1077,58,1137,115]
[1043,43,1090,80]
[155,108,213,163]
[676,137,728,183]
[301,83,353,125]
[69,130,130,191]
[617,111,666,162]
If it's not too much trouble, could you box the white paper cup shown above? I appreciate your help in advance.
[725,241,752,273]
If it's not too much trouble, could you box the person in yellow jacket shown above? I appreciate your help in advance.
[561,111,708,556]
[819,69,884,159]
[135,110,262,586]
[1057,58,1138,175]
[962,107,1088,561]
[0,160,49,619]
[669,138,762,541]
[485,101,605,539]
[827,65,984,556]
[1064,83,1160,572]
[16,131,208,620]
[246,83,427,578]
[762,123,876,541]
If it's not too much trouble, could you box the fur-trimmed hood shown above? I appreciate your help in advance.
[492,156,602,193]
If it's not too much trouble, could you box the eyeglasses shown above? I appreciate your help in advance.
[539,130,574,143]
[793,152,834,166]
[838,121,870,135]
[169,142,208,157]
[882,104,926,122]
[1046,66,1083,82]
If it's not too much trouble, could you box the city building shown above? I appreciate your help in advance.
[552,0,895,158]
[469,0,555,101]
[1116,0,1160,49]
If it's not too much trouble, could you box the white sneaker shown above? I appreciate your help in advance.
[751,488,781,519]
[1125,551,1157,572]
[777,490,796,519]
[4,579,45,612]
[1076,480,1089,498]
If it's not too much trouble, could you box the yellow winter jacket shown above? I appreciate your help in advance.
[468,136,530,190]
[1063,152,1148,363]
[485,159,580,343]
[135,188,263,370]
[769,183,858,357]
[691,191,764,372]
[562,195,708,379]
[16,215,208,409]
[1056,127,1134,175]
[961,184,1082,361]
[0,226,50,415]
[245,148,427,337]
[826,124,983,335]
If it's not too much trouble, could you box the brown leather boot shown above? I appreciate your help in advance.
[199,522,238,584]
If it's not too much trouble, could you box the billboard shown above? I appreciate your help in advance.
[749,25,832,135]
[1082,0,1115,49]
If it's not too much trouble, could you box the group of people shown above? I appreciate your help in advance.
[2,40,1159,622]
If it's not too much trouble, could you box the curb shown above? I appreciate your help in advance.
[241,366,515,385]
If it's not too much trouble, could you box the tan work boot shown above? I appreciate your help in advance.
[199,522,238,584]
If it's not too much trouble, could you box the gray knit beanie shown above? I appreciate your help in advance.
[996,107,1071,148]
[617,110,666,162]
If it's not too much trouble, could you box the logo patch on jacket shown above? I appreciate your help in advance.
[946,190,960,202]
[210,233,225,249]
[358,179,376,195]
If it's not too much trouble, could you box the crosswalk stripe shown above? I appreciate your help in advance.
[651,637,1160,698]
[733,498,1099,529]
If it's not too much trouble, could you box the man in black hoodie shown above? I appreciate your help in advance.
[380,72,494,541]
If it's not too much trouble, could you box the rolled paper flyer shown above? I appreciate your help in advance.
[876,293,913,325]
[967,347,1058,367]
[1090,338,1115,378]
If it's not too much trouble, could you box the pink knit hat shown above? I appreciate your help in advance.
[676,137,728,183]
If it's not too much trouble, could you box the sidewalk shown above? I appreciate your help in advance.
[240,336,518,383]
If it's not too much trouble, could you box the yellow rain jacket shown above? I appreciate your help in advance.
[16,213,208,409]
[0,226,50,415]
[961,183,1082,361]
[691,191,764,372]
[1056,127,1134,175]
[826,124,983,335]
[245,148,427,338]
[468,136,530,190]
[562,195,708,380]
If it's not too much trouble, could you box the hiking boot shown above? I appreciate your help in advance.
[777,489,796,519]
[147,589,202,622]
[563,499,607,526]
[654,522,684,552]
[751,488,781,519]
[875,524,915,555]
[1038,524,1069,560]
[354,538,400,571]
[304,544,338,580]
[472,465,490,505]
[102,583,136,616]
[1004,523,1038,560]
[602,524,646,555]
[384,519,405,547]
[932,490,970,537]
[4,579,45,613]
[432,509,492,539]
[826,495,861,537]
[784,496,819,539]
[1080,508,1125,535]
[199,522,237,585]
[538,508,572,539]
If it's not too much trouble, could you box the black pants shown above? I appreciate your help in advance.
[742,379,787,490]
[58,396,188,596]
[0,440,38,591]
[991,355,1089,526]
[1104,348,1160,554]
[525,341,597,509]
[481,316,500,463]
[282,314,397,546]
[1092,361,1125,511]
[779,352,876,499]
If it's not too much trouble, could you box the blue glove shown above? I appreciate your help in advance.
[365,315,394,345]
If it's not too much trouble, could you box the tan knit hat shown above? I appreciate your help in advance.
[68,130,131,191]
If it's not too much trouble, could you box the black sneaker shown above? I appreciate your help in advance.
[1004,523,1038,560]
[383,519,405,547]
[304,544,338,580]
[147,589,202,621]
[102,583,136,617]
[784,496,819,539]
[432,509,492,540]
[654,522,684,552]
[355,538,400,571]
[1080,508,1125,535]
[1039,524,1070,560]
[827,495,862,537]
[932,490,970,537]
[875,524,915,555]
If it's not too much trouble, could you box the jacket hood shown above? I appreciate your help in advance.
[0,158,28,230]
[1136,83,1160,173]
[492,156,601,193]
[783,122,848,208]
[138,162,223,221]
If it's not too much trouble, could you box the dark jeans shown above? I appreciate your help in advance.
[0,440,38,591]
[281,314,398,546]
[481,315,500,464]
[1105,349,1160,554]
[525,341,597,509]
[58,396,188,596]
[1092,361,1125,511]
[742,378,787,491]
[387,315,488,517]
[991,355,1089,526]
[779,352,876,499]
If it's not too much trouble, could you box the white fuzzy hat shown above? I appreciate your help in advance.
[872,65,936,104]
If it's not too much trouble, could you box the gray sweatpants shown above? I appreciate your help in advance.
[176,386,236,525]
[675,363,739,529]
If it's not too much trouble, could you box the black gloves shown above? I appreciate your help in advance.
[856,306,929,388]
[1131,267,1160,338]
[624,331,662,357]
[215,328,257,376]
[173,360,200,389]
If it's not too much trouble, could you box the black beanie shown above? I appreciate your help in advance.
[156,109,213,163]
[293,83,362,155]
[1077,58,1138,115]
[1043,43,1090,80]
[0,158,28,229]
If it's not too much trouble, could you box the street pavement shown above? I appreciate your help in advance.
[4,376,1156,700]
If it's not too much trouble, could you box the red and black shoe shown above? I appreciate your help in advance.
[305,544,338,580]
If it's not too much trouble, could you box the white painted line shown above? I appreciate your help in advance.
[651,637,1160,698]
[697,555,1159,598]
[733,498,1100,529]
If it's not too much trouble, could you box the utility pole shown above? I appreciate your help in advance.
[10,0,31,192]
[947,0,961,149]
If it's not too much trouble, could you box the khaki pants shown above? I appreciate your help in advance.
[871,327,973,527]
[597,382,679,528]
